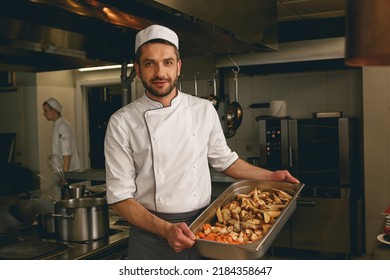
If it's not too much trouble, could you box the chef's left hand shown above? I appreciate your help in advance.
[164,222,196,253]
[272,170,300,184]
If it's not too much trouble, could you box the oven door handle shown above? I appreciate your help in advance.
[289,145,293,168]
[297,201,317,208]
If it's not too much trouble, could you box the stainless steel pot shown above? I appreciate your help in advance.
[36,212,56,239]
[61,184,86,200]
[54,197,109,242]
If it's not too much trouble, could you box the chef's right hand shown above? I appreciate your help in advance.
[164,222,196,252]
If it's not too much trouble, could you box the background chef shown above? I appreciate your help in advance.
[43,97,80,176]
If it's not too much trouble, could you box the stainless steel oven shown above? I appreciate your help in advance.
[257,117,364,256]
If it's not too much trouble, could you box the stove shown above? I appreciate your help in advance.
[0,234,67,260]
[0,224,129,260]
[0,234,17,247]
[0,196,130,260]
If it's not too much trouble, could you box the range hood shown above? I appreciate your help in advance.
[0,0,278,72]
[215,37,347,75]
[152,0,277,49]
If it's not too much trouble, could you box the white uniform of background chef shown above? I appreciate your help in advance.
[43,98,80,174]
[104,24,300,260]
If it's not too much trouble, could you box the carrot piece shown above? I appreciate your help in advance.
[204,235,216,241]
[215,236,224,242]
[203,223,212,231]
[223,236,234,243]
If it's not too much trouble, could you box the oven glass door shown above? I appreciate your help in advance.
[294,118,340,187]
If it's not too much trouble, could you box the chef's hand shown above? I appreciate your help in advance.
[164,222,196,252]
[271,170,300,184]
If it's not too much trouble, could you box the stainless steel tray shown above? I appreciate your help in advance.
[190,180,304,259]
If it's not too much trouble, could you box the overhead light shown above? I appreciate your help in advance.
[345,0,390,66]
[78,64,133,72]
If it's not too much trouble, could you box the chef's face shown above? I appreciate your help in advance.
[135,42,181,101]
[42,103,57,121]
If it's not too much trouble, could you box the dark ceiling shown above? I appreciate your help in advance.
[0,0,279,72]
[0,0,346,73]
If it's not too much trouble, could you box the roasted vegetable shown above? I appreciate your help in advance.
[196,187,292,244]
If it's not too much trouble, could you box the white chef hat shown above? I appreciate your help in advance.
[135,24,179,53]
[45,97,62,113]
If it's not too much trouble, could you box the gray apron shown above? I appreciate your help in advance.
[127,208,206,260]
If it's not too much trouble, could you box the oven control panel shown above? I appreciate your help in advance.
[265,123,282,169]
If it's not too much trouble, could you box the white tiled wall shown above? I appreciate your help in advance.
[181,69,363,161]
[362,67,390,253]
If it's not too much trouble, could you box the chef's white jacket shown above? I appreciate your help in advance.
[104,91,238,213]
[52,117,80,171]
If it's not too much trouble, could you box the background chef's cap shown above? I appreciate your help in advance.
[45,97,62,113]
[135,24,179,53]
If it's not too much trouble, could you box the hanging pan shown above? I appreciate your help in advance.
[207,71,220,110]
[226,68,243,134]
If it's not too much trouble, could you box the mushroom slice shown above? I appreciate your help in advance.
[261,210,282,218]
[241,198,253,210]
[267,210,282,218]
[272,192,282,205]
[250,233,260,242]
[267,204,287,210]
[258,192,270,200]
[236,193,251,199]
[240,211,255,221]
[215,222,225,228]
[221,208,231,221]
[243,218,261,230]
[263,211,271,223]
[263,223,271,232]
[232,212,240,220]
[231,205,241,214]
[216,207,223,223]
[252,188,260,201]
[273,188,292,201]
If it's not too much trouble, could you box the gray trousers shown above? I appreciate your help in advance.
[127,209,206,260]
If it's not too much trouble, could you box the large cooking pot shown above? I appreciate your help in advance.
[54,197,109,242]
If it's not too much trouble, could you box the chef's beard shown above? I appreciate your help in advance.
[141,75,179,98]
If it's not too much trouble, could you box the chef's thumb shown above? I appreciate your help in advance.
[179,222,196,240]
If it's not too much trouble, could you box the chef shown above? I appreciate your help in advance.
[104,24,299,260]
[43,97,80,177]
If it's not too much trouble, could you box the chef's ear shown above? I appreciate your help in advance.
[177,59,182,76]
[134,62,141,78]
